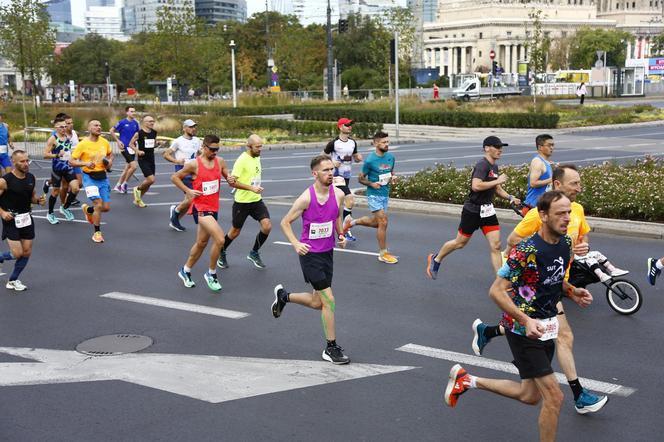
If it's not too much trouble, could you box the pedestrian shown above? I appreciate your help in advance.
[164,119,202,231]
[272,155,349,364]
[0,150,46,291]
[324,118,362,242]
[172,135,234,291]
[342,130,398,264]
[427,136,520,278]
[217,134,271,270]
[577,82,587,105]
[0,112,15,176]
[70,120,113,243]
[433,83,440,100]
[110,106,140,194]
[128,115,161,208]
[523,134,554,214]
[445,190,593,442]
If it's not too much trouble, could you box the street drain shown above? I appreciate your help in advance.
[76,334,153,356]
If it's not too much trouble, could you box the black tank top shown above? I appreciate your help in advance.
[137,129,158,159]
[1,172,35,213]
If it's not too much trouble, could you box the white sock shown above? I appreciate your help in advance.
[350,219,357,227]
[468,375,477,388]
[379,249,387,255]
[657,259,664,270]
[183,265,192,273]
[208,268,216,275]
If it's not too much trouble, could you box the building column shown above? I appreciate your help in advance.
[450,46,456,75]
[469,45,474,72]
[460,46,467,74]
[443,47,449,77]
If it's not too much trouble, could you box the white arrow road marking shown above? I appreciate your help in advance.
[0,347,416,403]
[396,343,636,397]
[100,292,250,319]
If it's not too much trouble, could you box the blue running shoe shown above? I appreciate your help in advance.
[426,253,440,280]
[169,205,186,232]
[344,231,357,242]
[575,389,608,414]
[471,318,491,356]
[647,257,660,286]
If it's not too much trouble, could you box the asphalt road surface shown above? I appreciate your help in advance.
[1,127,663,441]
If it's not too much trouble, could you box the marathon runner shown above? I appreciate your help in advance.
[522,134,554,214]
[217,134,271,270]
[272,154,349,364]
[110,106,139,194]
[171,135,234,291]
[128,115,161,208]
[427,136,520,278]
[0,150,46,291]
[0,112,15,176]
[43,117,78,223]
[445,190,593,442]
[323,117,362,241]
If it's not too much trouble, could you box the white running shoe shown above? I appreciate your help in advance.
[6,280,27,291]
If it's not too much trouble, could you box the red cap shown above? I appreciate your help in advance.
[337,118,353,128]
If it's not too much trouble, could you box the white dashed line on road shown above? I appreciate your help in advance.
[100,292,250,319]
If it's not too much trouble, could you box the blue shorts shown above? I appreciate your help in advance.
[367,195,389,213]
[175,165,193,189]
[73,167,82,175]
[82,174,111,203]
[0,153,11,169]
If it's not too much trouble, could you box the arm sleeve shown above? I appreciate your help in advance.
[513,208,541,238]
[352,140,357,155]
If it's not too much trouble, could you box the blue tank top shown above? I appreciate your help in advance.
[524,155,552,207]
[0,123,8,146]
[51,136,73,174]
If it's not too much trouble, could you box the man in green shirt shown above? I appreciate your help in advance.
[217,134,271,269]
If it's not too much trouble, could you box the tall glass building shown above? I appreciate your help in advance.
[195,0,247,24]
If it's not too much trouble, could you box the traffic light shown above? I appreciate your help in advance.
[491,61,498,76]
[338,19,348,33]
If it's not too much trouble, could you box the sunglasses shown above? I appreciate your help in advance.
[207,147,219,152]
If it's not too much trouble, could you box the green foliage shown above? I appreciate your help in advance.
[651,33,664,57]
[524,9,548,74]
[391,157,664,222]
[49,34,124,85]
[568,27,633,69]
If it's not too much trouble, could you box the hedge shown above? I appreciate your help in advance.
[390,157,664,222]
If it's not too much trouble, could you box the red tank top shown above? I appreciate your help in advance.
[191,156,221,213]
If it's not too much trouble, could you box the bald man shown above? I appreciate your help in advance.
[217,134,271,269]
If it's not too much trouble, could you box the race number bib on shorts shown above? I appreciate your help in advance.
[0,145,7,154]
[378,172,392,186]
[308,221,333,240]
[202,179,219,196]
[85,185,100,198]
[480,203,496,218]
[537,317,559,341]
[333,176,346,187]
[61,149,72,161]
[144,139,155,149]
[14,212,32,228]
[250,176,261,187]
[338,163,351,177]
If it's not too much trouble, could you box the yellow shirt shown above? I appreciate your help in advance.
[514,201,591,245]
[72,137,112,174]
[231,151,262,203]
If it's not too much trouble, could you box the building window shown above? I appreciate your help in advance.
[507,31,512,37]
[632,1,636,6]
[479,32,483,39]
[479,50,482,57]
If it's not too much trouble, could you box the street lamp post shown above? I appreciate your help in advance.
[229,40,237,108]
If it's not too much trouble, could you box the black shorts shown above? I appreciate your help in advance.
[334,177,351,196]
[51,169,77,188]
[458,208,500,237]
[299,250,333,291]
[121,150,135,163]
[232,200,270,229]
[2,217,35,241]
[138,157,156,177]
[506,330,555,379]
[192,206,218,225]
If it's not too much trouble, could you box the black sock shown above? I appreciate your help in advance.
[94,225,101,232]
[343,208,351,220]
[86,206,94,215]
[278,288,290,303]
[483,325,502,339]
[252,231,269,252]
[223,234,234,251]
[48,195,57,213]
[568,379,583,401]
[326,340,337,348]
[10,256,29,280]
[63,192,76,209]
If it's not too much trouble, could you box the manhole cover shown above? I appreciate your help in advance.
[76,334,153,356]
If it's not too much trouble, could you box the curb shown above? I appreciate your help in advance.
[352,195,664,240]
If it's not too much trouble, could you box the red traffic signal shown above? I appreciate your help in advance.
[489,50,495,60]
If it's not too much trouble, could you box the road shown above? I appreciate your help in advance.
[1,127,663,441]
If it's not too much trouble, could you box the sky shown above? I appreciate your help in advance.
[246,0,408,23]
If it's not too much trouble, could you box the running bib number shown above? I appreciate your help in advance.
[144,139,155,149]
[201,179,219,196]
[378,172,392,186]
[308,221,333,240]
[126,146,135,155]
[85,185,100,198]
[14,212,31,228]
[480,203,496,218]
[0,145,7,154]
[537,317,559,341]
[333,176,346,187]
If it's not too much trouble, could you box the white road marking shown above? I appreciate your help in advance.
[626,143,656,147]
[396,343,636,397]
[0,347,416,404]
[273,241,380,256]
[100,292,250,319]
[32,215,106,225]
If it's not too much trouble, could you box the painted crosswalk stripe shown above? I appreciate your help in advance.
[396,343,636,397]
[273,241,380,257]
[100,292,250,319]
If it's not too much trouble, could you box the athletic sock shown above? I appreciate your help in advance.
[94,225,101,232]
[326,340,337,348]
[86,205,94,215]
[48,195,57,213]
[483,325,502,339]
[252,231,269,252]
[223,234,234,251]
[9,256,28,281]
[657,259,664,270]
[183,265,192,273]
[63,192,76,209]
[208,268,216,275]
[467,375,477,389]
[343,208,352,219]
[568,379,583,401]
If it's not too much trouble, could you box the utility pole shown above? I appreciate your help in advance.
[326,0,334,101]
[394,30,400,142]
[265,0,271,89]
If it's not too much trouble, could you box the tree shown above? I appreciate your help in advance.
[49,34,123,85]
[523,9,548,75]
[568,27,633,69]
[651,33,664,57]
[548,34,572,71]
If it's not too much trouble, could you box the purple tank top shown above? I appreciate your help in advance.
[300,185,339,253]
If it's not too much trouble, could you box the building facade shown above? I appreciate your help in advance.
[195,0,247,24]
[86,4,127,41]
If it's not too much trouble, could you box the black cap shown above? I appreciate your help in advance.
[483,136,508,148]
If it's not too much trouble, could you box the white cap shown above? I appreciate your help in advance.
[183,119,197,127]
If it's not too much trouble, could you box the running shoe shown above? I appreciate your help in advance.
[271,284,288,318]
[322,344,350,365]
[247,250,266,269]
[342,214,353,235]
[444,364,471,407]
[203,271,222,291]
[378,251,398,264]
[6,280,27,291]
[92,231,104,243]
[133,187,146,208]
[46,213,59,225]
[178,268,195,288]
[426,252,440,279]
[169,205,186,232]
[42,179,50,194]
[81,204,94,224]
[217,250,228,269]
[647,257,661,286]
[471,318,491,356]
[344,231,357,242]
[574,389,608,414]
[113,183,123,193]
[59,206,75,221]
[120,183,128,194]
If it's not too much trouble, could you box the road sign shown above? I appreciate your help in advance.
[489,49,495,60]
